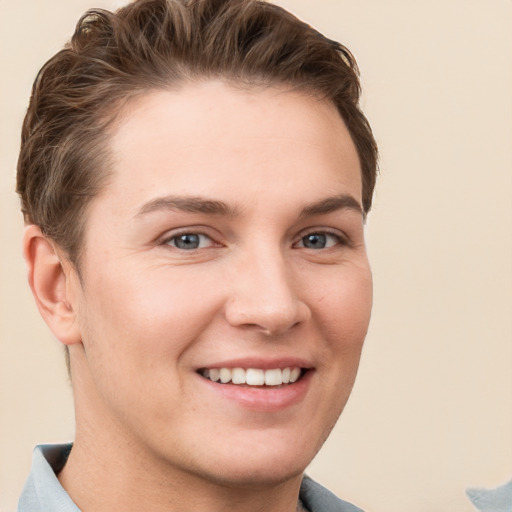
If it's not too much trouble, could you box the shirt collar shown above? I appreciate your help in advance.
[18,444,80,512]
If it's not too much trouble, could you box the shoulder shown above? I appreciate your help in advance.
[300,475,364,512]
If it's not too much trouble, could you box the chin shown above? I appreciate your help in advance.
[196,458,307,490]
[183,436,321,490]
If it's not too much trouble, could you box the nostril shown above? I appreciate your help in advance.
[224,300,311,337]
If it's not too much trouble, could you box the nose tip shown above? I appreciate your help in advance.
[225,297,310,336]
[224,260,311,336]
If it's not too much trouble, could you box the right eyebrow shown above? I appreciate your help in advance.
[299,194,364,219]
[134,195,241,219]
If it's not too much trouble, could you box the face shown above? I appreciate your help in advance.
[70,81,372,488]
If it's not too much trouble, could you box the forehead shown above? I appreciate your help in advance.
[100,80,362,215]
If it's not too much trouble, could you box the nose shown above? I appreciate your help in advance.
[224,250,311,336]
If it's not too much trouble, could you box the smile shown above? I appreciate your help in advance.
[199,367,303,386]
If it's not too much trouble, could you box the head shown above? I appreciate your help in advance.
[17,0,377,269]
[18,0,378,496]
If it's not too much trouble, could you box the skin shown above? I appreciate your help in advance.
[24,81,372,512]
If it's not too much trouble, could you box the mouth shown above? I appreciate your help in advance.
[197,367,307,387]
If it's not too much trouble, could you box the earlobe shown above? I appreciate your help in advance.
[23,224,82,346]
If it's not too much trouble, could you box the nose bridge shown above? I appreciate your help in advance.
[225,243,309,334]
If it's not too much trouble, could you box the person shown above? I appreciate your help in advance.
[16,0,378,511]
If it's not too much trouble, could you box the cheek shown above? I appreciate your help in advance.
[305,268,372,451]
[74,266,222,419]
[315,265,373,350]
[78,263,223,363]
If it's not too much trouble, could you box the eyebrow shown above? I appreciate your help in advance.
[134,193,363,219]
[299,194,364,219]
[135,195,240,218]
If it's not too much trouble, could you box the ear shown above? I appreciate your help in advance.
[23,224,82,346]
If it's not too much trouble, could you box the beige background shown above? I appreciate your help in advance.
[1,1,511,511]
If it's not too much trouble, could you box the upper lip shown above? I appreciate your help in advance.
[196,357,314,370]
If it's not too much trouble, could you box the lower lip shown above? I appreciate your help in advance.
[199,370,313,412]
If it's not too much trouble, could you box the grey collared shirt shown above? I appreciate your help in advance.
[18,445,79,512]
[466,480,512,512]
[18,444,364,512]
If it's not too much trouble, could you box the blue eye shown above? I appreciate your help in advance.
[298,232,340,249]
[167,233,212,250]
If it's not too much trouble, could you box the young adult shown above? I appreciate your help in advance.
[17,1,378,511]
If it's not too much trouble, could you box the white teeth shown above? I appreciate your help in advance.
[246,368,265,385]
[209,368,220,382]
[219,368,231,384]
[289,367,301,383]
[265,368,283,386]
[231,368,245,384]
[202,366,302,386]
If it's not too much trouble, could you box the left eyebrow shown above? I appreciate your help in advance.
[299,194,364,219]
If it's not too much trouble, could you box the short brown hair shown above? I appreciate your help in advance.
[17,0,378,267]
